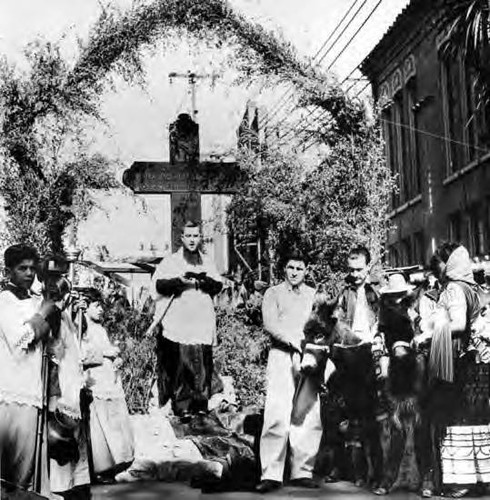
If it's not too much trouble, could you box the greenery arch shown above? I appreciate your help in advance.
[0,0,354,254]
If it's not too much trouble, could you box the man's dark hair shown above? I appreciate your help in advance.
[434,241,461,264]
[4,244,40,269]
[282,249,308,268]
[81,287,104,305]
[348,246,371,265]
[182,220,201,232]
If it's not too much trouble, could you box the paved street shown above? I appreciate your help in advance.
[92,481,425,499]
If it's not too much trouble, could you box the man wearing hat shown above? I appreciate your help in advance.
[378,272,417,353]
[375,272,429,496]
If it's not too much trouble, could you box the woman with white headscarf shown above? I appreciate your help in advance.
[422,243,489,498]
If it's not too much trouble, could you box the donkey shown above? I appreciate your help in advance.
[302,298,383,487]
[373,289,429,496]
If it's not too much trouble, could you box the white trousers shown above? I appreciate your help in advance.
[260,348,323,482]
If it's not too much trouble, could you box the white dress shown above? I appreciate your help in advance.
[83,321,134,474]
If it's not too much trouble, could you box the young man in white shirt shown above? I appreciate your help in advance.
[0,244,57,492]
[256,252,320,493]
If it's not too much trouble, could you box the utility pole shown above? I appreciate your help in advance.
[168,71,220,122]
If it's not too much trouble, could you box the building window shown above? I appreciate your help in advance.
[393,91,408,204]
[464,66,479,162]
[401,237,412,266]
[406,80,422,197]
[440,53,487,174]
[448,211,462,242]
[413,230,425,265]
[469,205,485,256]
[382,106,400,208]
[381,79,421,209]
[389,245,400,267]
[441,55,467,173]
[486,198,490,253]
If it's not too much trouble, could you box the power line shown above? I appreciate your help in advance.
[263,0,366,131]
[275,106,324,145]
[326,0,385,71]
[269,108,320,139]
[302,112,490,155]
[352,80,371,98]
[380,117,490,154]
[270,0,384,145]
[316,0,369,67]
[311,0,363,61]
[279,73,371,148]
[263,0,362,130]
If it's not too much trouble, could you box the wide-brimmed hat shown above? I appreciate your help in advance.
[379,273,415,295]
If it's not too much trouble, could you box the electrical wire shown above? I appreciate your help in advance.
[301,111,490,154]
[270,0,385,146]
[262,0,363,129]
[326,0,384,71]
[263,0,366,131]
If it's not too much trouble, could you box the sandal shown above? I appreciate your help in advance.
[421,487,433,498]
[373,486,388,495]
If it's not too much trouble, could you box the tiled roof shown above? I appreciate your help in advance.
[361,0,434,75]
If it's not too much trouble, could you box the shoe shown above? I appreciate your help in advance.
[354,478,366,488]
[289,477,320,488]
[324,467,340,483]
[255,480,282,493]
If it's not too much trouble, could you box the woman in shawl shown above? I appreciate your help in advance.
[421,243,489,498]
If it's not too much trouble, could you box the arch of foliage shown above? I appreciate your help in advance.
[0,0,342,255]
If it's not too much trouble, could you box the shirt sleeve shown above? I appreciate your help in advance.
[0,294,37,352]
[262,287,294,346]
[151,254,182,299]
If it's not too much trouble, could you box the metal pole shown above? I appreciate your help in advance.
[33,343,49,494]
[189,73,197,122]
[257,238,262,280]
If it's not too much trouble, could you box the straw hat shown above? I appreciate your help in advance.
[379,273,415,295]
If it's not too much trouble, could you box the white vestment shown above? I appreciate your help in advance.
[151,248,222,345]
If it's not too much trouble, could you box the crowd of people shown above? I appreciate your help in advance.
[255,243,490,498]
[0,245,134,499]
[2,221,490,499]
[150,221,490,497]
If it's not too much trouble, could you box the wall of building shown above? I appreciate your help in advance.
[363,3,490,266]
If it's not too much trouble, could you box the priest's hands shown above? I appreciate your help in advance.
[179,276,199,290]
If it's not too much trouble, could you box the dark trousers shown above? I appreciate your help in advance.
[156,335,213,416]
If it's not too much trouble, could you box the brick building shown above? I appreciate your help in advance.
[361,0,490,266]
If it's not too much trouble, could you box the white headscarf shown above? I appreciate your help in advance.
[444,245,475,285]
